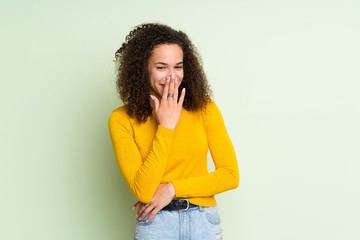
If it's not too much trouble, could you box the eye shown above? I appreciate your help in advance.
[175,66,183,69]
[156,67,165,70]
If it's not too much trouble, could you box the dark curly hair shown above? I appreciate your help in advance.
[114,23,212,123]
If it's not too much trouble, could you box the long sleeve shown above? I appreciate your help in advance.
[172,100,239,198]
[108,108,174,203]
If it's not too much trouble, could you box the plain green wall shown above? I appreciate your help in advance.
[1,0,359,239]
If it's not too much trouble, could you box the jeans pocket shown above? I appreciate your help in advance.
[136,212,158,226]
[203,206,221,225]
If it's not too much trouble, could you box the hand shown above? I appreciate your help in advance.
[150,73,185,130]
[132,183,176,223]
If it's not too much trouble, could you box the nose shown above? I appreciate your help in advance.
[168,68,174,75]
[167,68,177,79]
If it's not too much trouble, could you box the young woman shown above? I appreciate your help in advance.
[109,23,239,240]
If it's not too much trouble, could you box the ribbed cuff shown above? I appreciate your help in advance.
[171,180,186,198]
[157,125,175,138]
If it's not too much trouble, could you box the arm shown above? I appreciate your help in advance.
[172,100,239,198]
[109,74,185,203]
[108,110,174,203]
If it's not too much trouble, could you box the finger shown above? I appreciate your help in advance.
[175,75,181,89]
[174,77,179,101]
[139,205,155,221]
[146,207,160,223]
[168,74,175,100]
[136,204,146,218]
[178,88,186,107]
[132,201,142,210]
[162,76,170,100]
[150,95,159,112]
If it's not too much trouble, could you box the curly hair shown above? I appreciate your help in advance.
[114,23,212,123]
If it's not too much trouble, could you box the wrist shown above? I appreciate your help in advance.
[169,182,176,198]
[159,123,175,130]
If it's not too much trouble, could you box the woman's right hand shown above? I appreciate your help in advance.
[132,183,176,223]
[150,73,185,130]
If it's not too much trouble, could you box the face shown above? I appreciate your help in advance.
[147,44,184,99]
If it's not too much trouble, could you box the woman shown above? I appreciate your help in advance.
[109,23,239,240]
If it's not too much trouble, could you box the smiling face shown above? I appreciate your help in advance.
[147,44,184,99]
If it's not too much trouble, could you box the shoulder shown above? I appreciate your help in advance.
[203,98,221,116]
[110,104,128,116]
[108,104,132,127]
[201,98,224,127]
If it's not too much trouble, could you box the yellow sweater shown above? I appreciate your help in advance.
[108,99,239,207]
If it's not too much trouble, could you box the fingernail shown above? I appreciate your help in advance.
[175,78,178,84]
[132,206,135,210]
[171,73,175,78]
[145,220,149,223]
[167,76,170,82]
[183,88,186,92]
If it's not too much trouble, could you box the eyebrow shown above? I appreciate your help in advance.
[155,61,183,65]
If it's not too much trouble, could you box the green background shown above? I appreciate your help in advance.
[1,0,359,239]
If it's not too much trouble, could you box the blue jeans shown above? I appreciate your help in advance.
[135,206,223,240]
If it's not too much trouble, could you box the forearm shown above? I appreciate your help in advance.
[171,100,239,198]
[172,160,239,198]
[109,111,175,203]
[125,132,172,203]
